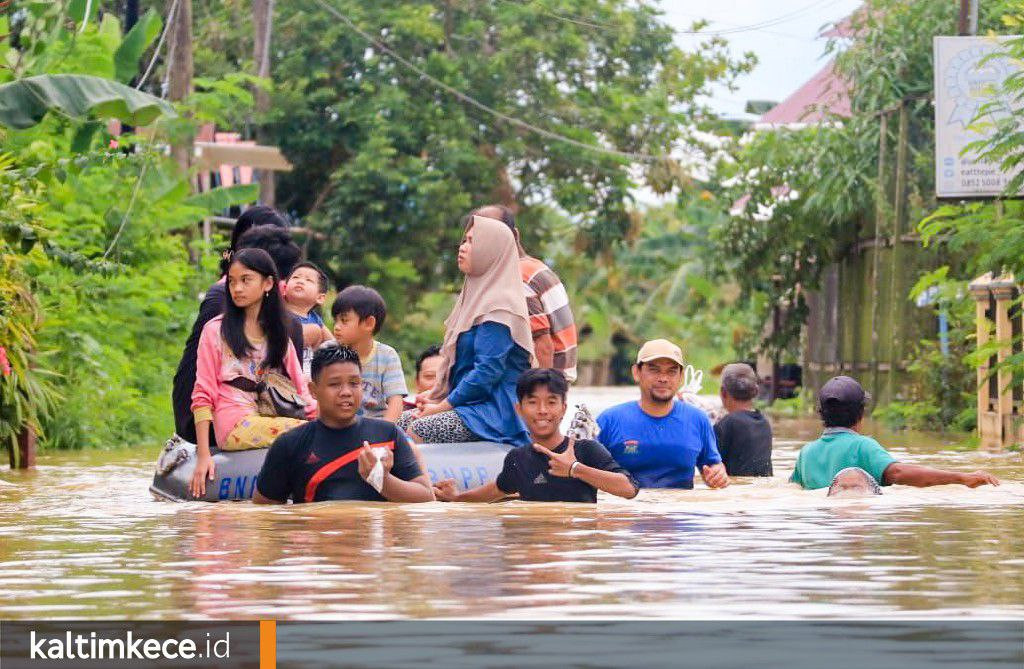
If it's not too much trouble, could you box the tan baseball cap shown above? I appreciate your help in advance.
[636,339,684,366]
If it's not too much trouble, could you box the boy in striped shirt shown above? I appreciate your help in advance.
[474,204,578,382]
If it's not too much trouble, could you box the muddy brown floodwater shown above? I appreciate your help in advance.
[1,387,1021,619]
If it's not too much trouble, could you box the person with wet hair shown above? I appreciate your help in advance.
[171,208,292,445]
[791,376,1001,491]
[714,363,773,477]
[826,467,881,497]
[253,344,433,504]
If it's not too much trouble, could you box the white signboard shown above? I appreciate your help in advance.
[934,36,1022,198]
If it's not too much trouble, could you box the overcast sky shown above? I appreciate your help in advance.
[662,0,863,119]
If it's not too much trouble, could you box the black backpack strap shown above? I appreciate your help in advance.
[224,376,264,393]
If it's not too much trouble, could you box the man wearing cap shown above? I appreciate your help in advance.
[791,375,1000,490]
[596,339,729,489]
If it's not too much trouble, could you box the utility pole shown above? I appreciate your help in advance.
[166,0,196,259]
[959,0,979,36]
[166,0,194,104]
[166,0,194,175]
[252,0,276,206]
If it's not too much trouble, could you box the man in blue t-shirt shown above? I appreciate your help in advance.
[597,339,729,489]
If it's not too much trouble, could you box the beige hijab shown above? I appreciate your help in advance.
[429,215,536,402]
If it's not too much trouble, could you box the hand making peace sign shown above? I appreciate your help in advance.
[532,438,578,478]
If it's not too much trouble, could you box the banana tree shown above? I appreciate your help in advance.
[0,74,175,130]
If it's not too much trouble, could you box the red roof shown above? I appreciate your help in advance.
[758,59,851,126]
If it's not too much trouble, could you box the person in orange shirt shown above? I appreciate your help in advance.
[473,204,578,382]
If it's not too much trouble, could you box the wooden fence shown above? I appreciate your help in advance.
[802,100,943,405]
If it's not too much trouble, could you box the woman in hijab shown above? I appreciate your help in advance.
[399,215,535,445]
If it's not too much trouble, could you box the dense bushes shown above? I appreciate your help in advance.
[0,4,253,453]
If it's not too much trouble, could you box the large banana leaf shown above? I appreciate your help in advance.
[114,9,162,83]
[0,74,175,130]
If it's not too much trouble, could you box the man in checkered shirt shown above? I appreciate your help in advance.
[474,204,578,383]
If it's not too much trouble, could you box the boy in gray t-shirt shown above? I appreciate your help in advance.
[331,285,408,422]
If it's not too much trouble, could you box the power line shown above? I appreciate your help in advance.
[693,0,845,35]
[310,0,663,163]
[670,11,830,41]
[494,0,622,32]
[496,0,839,38]
[105,0,180,259]
[137,0,181,90]
[102,158,150,260]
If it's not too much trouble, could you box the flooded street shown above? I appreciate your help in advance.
[1,388,1022,620]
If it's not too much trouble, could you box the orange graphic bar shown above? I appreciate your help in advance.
[260,620,276,669]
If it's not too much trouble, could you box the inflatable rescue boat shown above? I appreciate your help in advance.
[150,436,514,502]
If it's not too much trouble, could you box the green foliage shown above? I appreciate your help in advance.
[549,194,758,377]
[763,393,809,419]
[0,157,60,461]
[0,2,259,454]
[717,126,857,357]
[712,0,1020,432]
[193,0,755,319]
[0,75,175,130]
[906,6,1024,429]
[716,0,1014,362]
[874,400,973,433]
[113,8,162,84]
[184,184,261,213]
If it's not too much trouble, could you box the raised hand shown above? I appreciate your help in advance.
[532,439,577,478]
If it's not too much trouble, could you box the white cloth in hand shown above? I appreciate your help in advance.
[367,444,388,494]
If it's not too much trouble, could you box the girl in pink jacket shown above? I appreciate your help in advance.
[190,248,316,497]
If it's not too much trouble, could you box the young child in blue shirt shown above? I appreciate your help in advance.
[283,262,334,378]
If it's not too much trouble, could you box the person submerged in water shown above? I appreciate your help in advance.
[433,368,639,503]
[826,467,882,497]
[253,344,434,504]
[792,376,1000,492]
[715,362,773,477]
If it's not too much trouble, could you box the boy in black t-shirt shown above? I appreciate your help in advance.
[253,345,434,504]
[714,363,773,477]
[433,369,639,503]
